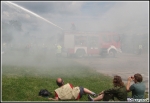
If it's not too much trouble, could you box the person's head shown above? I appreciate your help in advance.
[133,73,143,83]
[56,78,64,87]
[113,75,124,87]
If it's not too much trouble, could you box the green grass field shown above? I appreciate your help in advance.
[2,57,148,101]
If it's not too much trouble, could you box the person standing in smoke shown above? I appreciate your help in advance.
[71,23,76,31]
[56,44,62,57]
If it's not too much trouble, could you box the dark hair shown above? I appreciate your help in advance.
[56,78,64,87]
[134,73,143,82]
[113,75,124,87]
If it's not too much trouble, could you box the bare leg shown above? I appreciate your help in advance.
[83,88,95,95]
[93,94,104,101]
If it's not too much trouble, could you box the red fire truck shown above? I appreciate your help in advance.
[63,31,122,57]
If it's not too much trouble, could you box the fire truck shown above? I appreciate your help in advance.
[62,31,122,57]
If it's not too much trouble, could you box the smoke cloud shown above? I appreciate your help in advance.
[1,1,149,70]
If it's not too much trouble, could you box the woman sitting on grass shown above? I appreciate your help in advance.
[88,75,127,101]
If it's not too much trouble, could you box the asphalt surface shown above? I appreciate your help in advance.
[74,53,149,92]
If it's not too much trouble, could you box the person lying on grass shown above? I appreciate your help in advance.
[88,75,127,101]
[48,77,96,101]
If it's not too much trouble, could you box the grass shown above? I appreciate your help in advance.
[2,57,148,101]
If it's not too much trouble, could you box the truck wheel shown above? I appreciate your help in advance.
[76,49,85,58]
[109,49,116,57]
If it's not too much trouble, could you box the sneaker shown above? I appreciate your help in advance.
[88,95,94,101]
[92,93,98,97]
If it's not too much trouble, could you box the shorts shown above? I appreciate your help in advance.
[79,86,84,98]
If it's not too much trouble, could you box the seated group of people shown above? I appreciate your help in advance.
[46,73,146,101]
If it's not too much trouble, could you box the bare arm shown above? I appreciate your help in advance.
[48,97,59,101]
[48,91,59,101]
[98,91,104,95]
[126,76,132,92]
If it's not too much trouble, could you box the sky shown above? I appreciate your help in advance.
[1,1,149,34]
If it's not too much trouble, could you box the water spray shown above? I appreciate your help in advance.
[4,1,63,30]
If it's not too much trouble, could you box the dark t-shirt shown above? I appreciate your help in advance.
[104,86,127,101]
[130,82,146,99]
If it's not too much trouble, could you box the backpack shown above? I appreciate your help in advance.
[38,89,52,97]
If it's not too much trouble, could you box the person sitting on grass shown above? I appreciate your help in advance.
[48,77,96,101]
[126,73,146,99]
[88,75,127,101]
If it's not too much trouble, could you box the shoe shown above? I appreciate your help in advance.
[92,93,98,97]
[88,95,94,101]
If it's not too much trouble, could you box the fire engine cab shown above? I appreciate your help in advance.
[63,31,122,57]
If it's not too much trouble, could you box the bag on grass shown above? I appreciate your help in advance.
[38,89,52,97]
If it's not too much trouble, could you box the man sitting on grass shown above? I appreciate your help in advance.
[48,77,96,101]
[126,73,146,99]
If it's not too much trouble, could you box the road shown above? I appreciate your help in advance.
[74,53,149,92]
